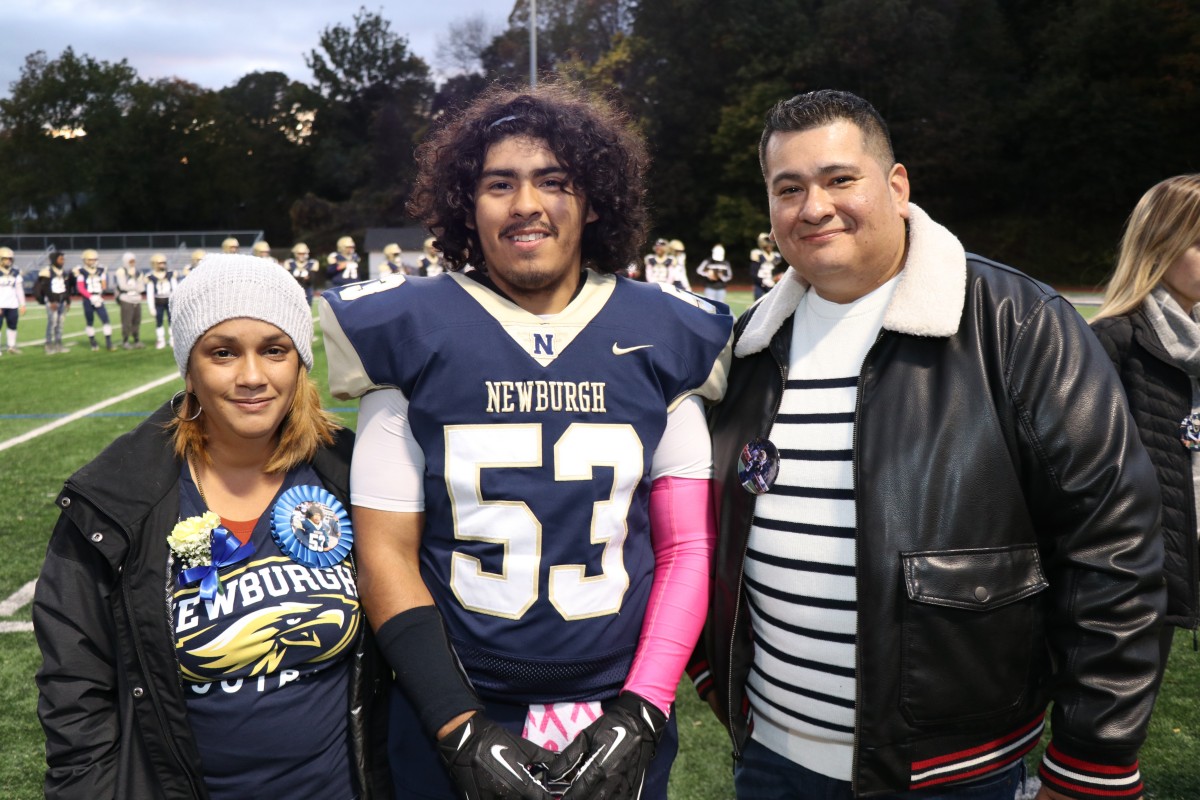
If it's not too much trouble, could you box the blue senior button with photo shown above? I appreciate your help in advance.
[738,437,780,495]
[270,485,353,568]
[1180,412,1200,451]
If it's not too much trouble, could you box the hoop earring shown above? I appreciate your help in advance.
[171,390,202,422]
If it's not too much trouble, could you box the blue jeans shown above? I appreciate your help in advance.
[45,300,68,345]
[734,738,1024,800]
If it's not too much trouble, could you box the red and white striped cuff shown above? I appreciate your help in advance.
[908,713,1043,790]
[1039,742,1142,798]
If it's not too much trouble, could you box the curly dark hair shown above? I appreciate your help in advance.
[407,82,649,274]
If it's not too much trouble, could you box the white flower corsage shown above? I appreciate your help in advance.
[167,511,221,570]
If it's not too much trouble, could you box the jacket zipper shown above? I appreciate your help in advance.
[727,340,790,759]
[849,331,885,794]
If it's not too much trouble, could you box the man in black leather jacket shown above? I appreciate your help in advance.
[693,90,1164,800]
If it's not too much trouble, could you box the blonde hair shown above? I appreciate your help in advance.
[1094,174,1200,321]
[169,365,341,473]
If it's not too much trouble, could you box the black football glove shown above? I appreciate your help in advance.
[549,692,667,800]
[438,714,557,800]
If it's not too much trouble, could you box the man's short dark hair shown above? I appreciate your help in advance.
[758,90,895,175]
[407,82,649,274]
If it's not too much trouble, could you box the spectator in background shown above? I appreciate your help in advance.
[114,252,145,349]
[0,246,27,355]
[1091,173,1200,665]
[75,249,113,351]
[146,253,177,350]
[382,243,404,275]
[327,236,360,287]
[35,249,72,354]
[696,245,733,304]
[286,243,318,308]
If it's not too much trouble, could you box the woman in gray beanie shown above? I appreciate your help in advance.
[33,254,391,800]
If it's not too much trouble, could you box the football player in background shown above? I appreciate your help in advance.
[642,238,673,286]
[286,243,318,308]
[221,237,239,254]
[417,237,443,277]
[382,243,404,275]
[0,246,28,355]
[146,253,177,350]
[749,232,782,299]
[328,236,361,287]
[75,249,113,351]
[667,239,691,292]
[321,82,733,800]
[252,240,277,264]
[183,248,206,279]
[35,249,72,354]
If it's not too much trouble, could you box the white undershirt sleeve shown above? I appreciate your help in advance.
[350,387,426,512]
[650,394,712,480]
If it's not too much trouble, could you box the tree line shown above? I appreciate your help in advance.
[0,1,1196,285]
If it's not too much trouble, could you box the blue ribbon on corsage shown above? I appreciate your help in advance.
[179,527,256,601]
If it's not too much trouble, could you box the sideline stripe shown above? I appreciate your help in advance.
[0,372,179,453]
[0,580,36,633]
[0,579,37,616]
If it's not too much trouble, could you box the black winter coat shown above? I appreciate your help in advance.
[698,206,1164,797]
[1092,308,1199,629]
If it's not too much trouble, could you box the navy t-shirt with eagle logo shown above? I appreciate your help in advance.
[172,465,359,800]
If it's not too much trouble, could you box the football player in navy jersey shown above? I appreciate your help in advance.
[328,236,361,286]
[321,82,733,800]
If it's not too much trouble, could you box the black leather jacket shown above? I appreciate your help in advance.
[1092,306,1199,629]
[34,403,391,799]
[701,207,1164,796]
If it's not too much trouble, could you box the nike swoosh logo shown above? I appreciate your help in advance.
[491,745,524,781]
[612,343,653,355]
[600,726,627,763]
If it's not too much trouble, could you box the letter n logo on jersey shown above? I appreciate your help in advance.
[532,333,555,356]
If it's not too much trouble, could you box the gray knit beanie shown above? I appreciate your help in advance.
[170,254,313,378]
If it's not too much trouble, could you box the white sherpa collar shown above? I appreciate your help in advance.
[735,203,967,357]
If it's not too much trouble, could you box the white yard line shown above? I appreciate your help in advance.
[0,579,36,616]
[0,371,179,453]
[0,580,37,633]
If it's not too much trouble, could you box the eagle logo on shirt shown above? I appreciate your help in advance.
[177,596,360,681]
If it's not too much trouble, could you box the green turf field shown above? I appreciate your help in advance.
[1,290,1195,799]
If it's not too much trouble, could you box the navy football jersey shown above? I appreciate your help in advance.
[322,270,731,703]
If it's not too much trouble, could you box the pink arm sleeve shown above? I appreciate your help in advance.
[76,274,92,300]
[622,476,715,715]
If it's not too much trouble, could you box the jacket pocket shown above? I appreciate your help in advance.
[899,544,1048,726]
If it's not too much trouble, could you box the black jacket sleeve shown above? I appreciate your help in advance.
[1013,297,1164,772]
[33,515,122,800]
